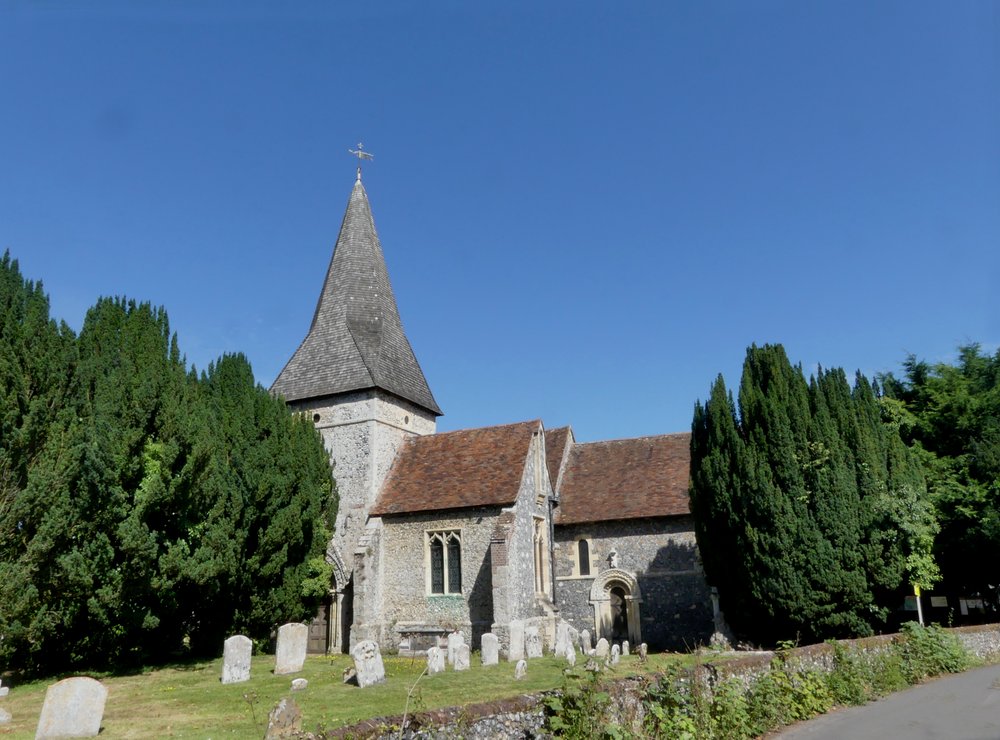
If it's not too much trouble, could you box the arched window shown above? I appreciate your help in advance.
[577,539,591,576]
[427,531,462,595]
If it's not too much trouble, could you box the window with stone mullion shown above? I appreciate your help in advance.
[447,536,461,593]
[430,536,445,593]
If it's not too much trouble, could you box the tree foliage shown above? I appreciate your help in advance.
[0,254,334,673]
[881,344,1000,605]
[691,344,935,644]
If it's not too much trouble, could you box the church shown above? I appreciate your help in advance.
[270,165,714,657]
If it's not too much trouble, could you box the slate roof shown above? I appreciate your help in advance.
[270,177,441,415]
[554,432,691,525]
[370,420,541,516]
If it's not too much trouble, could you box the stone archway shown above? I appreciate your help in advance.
[589,568,642,645]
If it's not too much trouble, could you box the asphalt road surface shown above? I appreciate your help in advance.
[774,664,1000,740]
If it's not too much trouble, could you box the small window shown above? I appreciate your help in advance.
[427,531,462,594]
[577,539,591,576]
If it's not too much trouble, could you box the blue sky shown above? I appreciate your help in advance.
[2,1,997,441]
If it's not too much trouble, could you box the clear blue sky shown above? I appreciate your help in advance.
[2,1,997,441]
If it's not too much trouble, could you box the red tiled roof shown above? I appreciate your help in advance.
[370,420,541,516]
[554,433,691,525]
[544,426,572,493]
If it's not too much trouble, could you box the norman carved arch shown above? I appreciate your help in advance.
[325,542,350,592]
[589,568,642,646]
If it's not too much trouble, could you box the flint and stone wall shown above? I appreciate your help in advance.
[553,515,713,651]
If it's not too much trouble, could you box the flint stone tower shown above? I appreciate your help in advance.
[271,170,441,652]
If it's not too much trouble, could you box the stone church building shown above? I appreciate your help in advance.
[271,170,713,656]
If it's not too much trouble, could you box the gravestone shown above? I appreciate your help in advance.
[514,659,527,680]
[34,677,107,739]
[455,644,470,671]
[222,634,252,684]
[610,644,621,665]
[580,629,592,653]
[637,643,648,662]
[427,646,445,675]
[0,708,10,725]
[0,677,8,698]
[291,678,308,692]
[274,623,308,675]
[553,621,571,658]
[481,633,499,666]
[351,639,386,688]
[524,624,543,659]
[565,646,576,667]
[622,640,630,656]
[595,637,610,659]
[508,620,525,662]
[265,697,302,739]
[447,631,465,665]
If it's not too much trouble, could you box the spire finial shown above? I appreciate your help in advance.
[348,142,374,181]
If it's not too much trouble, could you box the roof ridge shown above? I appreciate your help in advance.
[574,431,691,446]
[427,419,542,439]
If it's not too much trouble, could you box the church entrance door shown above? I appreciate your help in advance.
[589,569,643,646]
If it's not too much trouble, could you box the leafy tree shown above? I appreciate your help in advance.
[691,344,935,644]
[881,345,1000,606]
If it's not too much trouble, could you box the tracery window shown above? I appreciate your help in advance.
[427,530,462,595]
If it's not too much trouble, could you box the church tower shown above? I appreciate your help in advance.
[271,165,441,652]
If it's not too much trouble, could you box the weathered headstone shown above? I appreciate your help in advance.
[514,659,527,680]
[553,621,571,658]
[525,624,543,659]
[351,639,386,688]
[610,644,621,665]
[595,637,610,659]
[34,677,107,739]
[427,646,446,674]
[274,622,308,675]
[622,640,630,656]
[265,697,302,739]
[481,633,499,666]
[447,631,465,665]
[0,677,8,698]
[580,629,592,653]
[565,646,576,667]
[0,708,11,726]
[455,644,470,671]
[291,678,308,692]
[508,620,525,662]
[637,643,648,662]
[222,634,252,684]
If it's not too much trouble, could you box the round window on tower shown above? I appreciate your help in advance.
[313,413,321,424]
[404,415,410,424]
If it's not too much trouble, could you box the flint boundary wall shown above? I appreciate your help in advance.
[324,623,1000,739]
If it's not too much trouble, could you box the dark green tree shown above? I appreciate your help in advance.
[881,345,1000,606]
[691,344,935,644]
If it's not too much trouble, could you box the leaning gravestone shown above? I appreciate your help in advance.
[481,633,499,666]
[514,659,527,680]
[610,644,621,665]
[222,634,252,684]
[508,620,525,662]
[525,624,543,659]
[637,643,648,663]
[35,677,108,739]
[447,631,465,665]
[351,639,386,688]
[595,637,610,659]
[455,644,471,671]
[580,629,592,653]
[265,697,302,739]
[274,622,308,675]
[427,646,445,675]
[622,640,630,656]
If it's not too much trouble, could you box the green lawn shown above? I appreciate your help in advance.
[0,651,683,738]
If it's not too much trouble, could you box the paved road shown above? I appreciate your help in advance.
[774,664,1000,740]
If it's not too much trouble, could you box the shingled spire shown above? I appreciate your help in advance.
[271,178,441,415]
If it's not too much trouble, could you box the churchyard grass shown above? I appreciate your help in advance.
[0,651,687,738]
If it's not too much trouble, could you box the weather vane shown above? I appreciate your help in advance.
[348,142,374,180]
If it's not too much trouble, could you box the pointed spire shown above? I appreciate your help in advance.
[271,176,441,416]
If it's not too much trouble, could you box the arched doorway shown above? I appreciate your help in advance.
[589,568,642,645]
